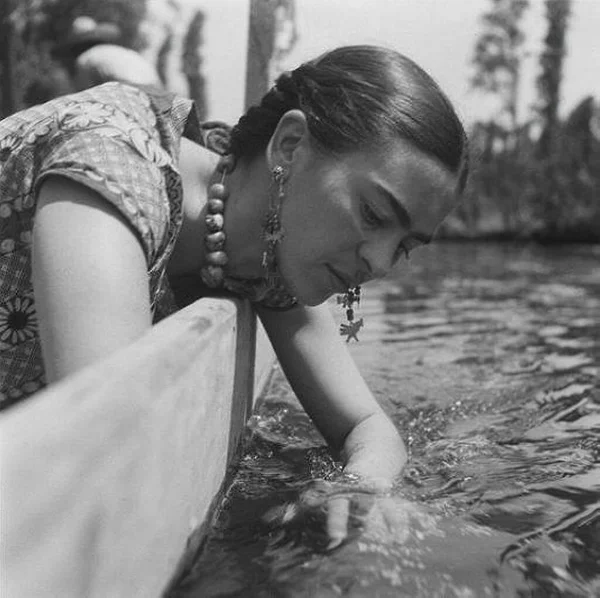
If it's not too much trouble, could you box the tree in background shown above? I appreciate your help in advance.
[1,0,147,117]
[531,0,600,240]
[156,32,174,87]
[182,10,207,121]
[471,0,530,133]
[245,0,297,109]
[461,0,600,242]
[466,0,530,235]
[18,0,146,53]
[535,0,571,160]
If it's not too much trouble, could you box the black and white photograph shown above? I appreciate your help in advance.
[1,1,599,596]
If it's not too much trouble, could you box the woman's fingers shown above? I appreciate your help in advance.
[326,496,351,550]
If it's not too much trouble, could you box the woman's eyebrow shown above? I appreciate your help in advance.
[374,183,432,244]
[412,231,432,244]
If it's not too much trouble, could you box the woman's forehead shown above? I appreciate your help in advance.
[345,140,459,202]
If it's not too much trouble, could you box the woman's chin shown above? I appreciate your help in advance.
[280,269,336,307]
[294,286,336,307]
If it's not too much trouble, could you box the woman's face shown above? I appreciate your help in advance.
[276,138,458,306]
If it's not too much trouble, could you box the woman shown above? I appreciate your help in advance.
[0,45,468,544]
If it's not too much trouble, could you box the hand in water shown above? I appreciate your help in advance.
[262,477,404,552]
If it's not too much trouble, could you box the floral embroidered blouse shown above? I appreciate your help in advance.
[0,83,295,410]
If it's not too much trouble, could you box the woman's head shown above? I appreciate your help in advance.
[226,45,469,305]
[230,45,469,192]
[263,113,459,305]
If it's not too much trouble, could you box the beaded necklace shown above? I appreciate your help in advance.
[198,154,363,340]
[198,155,297,311]
[199,154,235,289]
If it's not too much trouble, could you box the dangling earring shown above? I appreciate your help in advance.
[338,286,364,342]
[261,165,287,286]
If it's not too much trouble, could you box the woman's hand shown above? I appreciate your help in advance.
[262,476,405,552]
[257,304,408,548]
[324,410,408,548]
[319,478,388,550]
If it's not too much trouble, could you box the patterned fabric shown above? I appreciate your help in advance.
[197,122,298,309]
[0,83,191,408]
[0,82,296,410]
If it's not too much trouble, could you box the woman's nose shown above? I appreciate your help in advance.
[358,238,396,280]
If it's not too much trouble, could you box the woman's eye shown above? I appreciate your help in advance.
[361,201,383,227]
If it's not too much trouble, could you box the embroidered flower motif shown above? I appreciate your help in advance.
[129,84,152,109]
[60,102,114,130]
[0,238,15,254]
[109,107,147,132]
[129,127,171,167]
[0,296,38,345]
[23,116,57,144]
[11,195,34,213]
[0,133,21,162]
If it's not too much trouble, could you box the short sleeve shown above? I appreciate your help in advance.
[35,130,170,267]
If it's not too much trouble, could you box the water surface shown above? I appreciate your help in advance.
[170,242,600,598]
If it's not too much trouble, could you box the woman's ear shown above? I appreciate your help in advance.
[266,109,309,170]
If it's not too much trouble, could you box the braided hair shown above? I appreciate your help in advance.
[226,45,469,192]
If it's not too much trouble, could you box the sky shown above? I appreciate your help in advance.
[282,0,600,126]
[188,0,600,127]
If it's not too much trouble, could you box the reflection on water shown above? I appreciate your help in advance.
[169,242,600,598]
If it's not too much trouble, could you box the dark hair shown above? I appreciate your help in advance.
[229,45,469,192]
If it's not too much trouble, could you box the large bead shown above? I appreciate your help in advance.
[205,231,226,251]
[205,213,224,232]
[207,198,225,214]
[201,265,224,288]
[208,183,228,200]
[206,250,228,266]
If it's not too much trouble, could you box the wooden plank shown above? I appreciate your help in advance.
[0,297,275,598]
[244,0,277,109]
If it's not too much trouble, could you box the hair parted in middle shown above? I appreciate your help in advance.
[227,44,469,194]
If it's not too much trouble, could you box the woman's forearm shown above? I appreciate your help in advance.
[341,411,407,488]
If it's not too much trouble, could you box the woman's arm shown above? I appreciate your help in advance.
[256,303,407,485]
[33,176,152,382]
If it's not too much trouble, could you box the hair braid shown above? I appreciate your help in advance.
[225,45,469,193]
[228,73,302,158]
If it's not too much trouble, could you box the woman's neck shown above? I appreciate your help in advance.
[167,138,217,277]
[223,155,272,280]
[168,140,269,281]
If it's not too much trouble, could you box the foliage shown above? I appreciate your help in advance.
[457,107,600,242]
[11,0,146,51]
[455,0,600,242]
[156,32,173,88]
[246,0,297,107]
[182,10,207,121]
[1,0,147,117]
[471,0,530,129]
[535,0,571,159]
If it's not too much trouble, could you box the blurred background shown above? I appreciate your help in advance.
[1,0,599,242]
